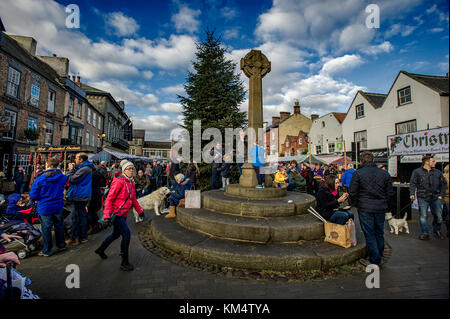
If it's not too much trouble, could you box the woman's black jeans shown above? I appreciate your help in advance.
[102,215,130,254]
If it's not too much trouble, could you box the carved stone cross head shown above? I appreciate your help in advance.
[240,50,271,78]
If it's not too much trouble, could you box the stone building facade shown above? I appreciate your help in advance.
[0,33,65,178]
[129,129,145,156]
[81,83,131,153]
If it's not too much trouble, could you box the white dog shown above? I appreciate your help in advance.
[133,187,171,223]
[386,212,410,235]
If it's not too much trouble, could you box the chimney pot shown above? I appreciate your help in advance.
[311,114,319,121]
[280,112,290,120]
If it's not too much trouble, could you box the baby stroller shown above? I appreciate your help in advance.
[4,194,39,225]
[0,217,42,259]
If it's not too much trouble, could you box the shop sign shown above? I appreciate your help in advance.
[35,146,82,152]
[400,153,449,163]
[387,127,449,156]
[0,116,11,132]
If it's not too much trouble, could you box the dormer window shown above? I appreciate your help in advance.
[398,86,411,106]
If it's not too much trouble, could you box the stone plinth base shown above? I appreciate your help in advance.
[226,184,286,199]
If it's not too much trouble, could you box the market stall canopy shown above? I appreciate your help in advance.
[89,149,155,163]
[267,154,328,165]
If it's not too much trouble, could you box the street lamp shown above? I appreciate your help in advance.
[97,133,106,152]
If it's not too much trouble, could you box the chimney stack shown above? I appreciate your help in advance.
[272,117,280,125]
[311,114,319,121]
[280,112,290,121]
[75,76,81,87]
[293,100,300,114]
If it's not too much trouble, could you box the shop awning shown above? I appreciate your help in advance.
[89,149,153,163]
[267,154,328,165]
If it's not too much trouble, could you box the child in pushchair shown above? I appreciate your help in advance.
[4,194,39,225]
[0,217,42,259]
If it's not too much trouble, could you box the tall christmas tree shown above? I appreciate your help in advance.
[178,29,247,143]
[177,29,247,190]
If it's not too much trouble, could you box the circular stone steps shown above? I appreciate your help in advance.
[225,184,287,199]
[202,190,316,217]
[176,207,324,243]
[149,217,367,272]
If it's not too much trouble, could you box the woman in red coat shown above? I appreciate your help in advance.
[94,161,144,271]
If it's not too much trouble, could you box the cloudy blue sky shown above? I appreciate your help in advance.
[0,0,448,141]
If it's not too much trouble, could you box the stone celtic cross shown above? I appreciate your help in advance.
[240,50,271,143]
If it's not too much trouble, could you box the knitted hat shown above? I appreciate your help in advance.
[120,159,129,167]
[122,161,134,172]
[174,173,184,184]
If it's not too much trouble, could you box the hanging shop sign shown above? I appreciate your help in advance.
[35,146,82,152]
[387,127,449,156]
[0,116,11,132]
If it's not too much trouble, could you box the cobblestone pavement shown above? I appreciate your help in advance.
[16,209,449,299]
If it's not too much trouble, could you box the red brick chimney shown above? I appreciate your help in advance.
[75,76,81,87]
[272,116,280,125]
[280,112,290,121]
[293,100,300,114]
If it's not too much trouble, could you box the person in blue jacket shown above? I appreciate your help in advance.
[66,153,94,245]
[29,157,68,256]
[249,141,266,188]
[165,173,193,219]
[341,164,356,190]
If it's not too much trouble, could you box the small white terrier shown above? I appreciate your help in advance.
[386,212,410,235]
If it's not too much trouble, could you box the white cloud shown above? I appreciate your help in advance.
[338,24,374,52]
[220,7,238,20]
[320,55,364,76]
[106,12,140,36]
[89,80,159,110]
[426,4,437,14]
[385,24,417,38]
[223,28,240,40]
[160,102,183,113]
[132,115,180,141]
[360,41,394,55]
[171,4,201,34]
[160,84,185,96]
[428,28,444,33]
[142,70,154,79]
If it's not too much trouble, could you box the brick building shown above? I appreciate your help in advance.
[129,129,145,156]
[279,130,309,156]
[265,100,315,157]
[0,32,66,179]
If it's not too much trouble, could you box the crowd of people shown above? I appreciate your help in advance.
[0,148,448,275]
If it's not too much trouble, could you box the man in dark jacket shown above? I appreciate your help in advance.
[153,160,162,188]
[134,169,150,198]
[14,167,25,194]
[211,142,223,189]
[349,151,394,267]
[410,155,447,240]
[169,154,182,188]
[301,163,314,195]
[29,157,68,256]
[66,153,94,245]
